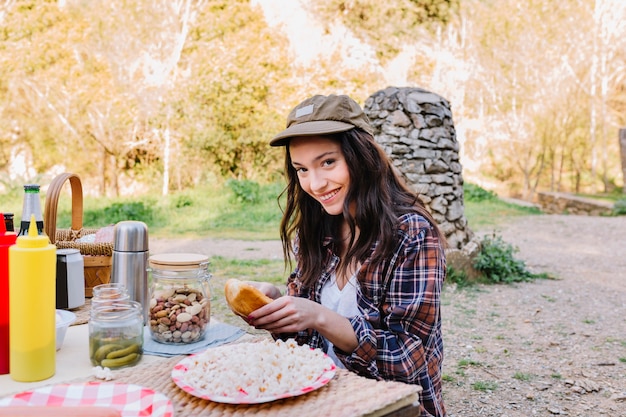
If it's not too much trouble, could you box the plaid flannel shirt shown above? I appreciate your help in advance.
[282,212,446,417]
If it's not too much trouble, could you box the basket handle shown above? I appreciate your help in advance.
[44,172,84,244]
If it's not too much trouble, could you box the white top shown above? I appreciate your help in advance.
[320,273,360,368]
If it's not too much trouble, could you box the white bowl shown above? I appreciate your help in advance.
[55,309,77,351]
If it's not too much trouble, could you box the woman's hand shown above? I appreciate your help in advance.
[242,280,282,300]
[247,296,319,334]
[248,296,359,353]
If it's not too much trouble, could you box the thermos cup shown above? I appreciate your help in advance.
[110,221,149,323]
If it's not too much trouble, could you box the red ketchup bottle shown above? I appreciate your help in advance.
[0,212,18,374]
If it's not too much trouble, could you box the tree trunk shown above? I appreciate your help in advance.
[619,128,626,194]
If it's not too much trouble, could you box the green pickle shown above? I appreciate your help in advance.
[88,300,144,370]
[89,332,143,368]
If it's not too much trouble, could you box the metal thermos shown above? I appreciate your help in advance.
[110,221,149,323]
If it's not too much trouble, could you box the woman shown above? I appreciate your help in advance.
[247,94,447,417]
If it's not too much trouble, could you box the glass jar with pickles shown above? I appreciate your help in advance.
[89,300,143,369]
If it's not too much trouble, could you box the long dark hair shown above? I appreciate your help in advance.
[278,128,444,287]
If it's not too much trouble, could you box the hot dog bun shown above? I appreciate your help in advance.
[224,279,273,317]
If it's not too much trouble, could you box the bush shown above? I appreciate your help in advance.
[613,198,626,215]
[91,201,156,224]
[464,183,498,202]
[473,233,549,283]
[446,265,473,288]
[172,194,193,209]
[226,179,260,204]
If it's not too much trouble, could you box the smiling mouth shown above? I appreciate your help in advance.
[319,189,339,202]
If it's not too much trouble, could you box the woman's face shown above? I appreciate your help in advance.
[289,135,351,216]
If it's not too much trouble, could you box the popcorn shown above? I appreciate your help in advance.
[92,366,114,381]
[184,339,331,399]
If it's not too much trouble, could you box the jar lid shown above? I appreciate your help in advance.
[57,248,80,256]
[149,253,209,270]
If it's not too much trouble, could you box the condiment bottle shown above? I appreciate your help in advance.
[3,213,14,232]
[9,214,56,382]
[18,184,44,236]
[0,213,17,375]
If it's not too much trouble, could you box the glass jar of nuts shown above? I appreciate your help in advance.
[147,253,212,344]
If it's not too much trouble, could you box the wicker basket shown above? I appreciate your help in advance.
[44,173,113,297]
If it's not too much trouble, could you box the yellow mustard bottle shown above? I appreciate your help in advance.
[9,214,56,382]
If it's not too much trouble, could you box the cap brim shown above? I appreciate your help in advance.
[270,120,354,146]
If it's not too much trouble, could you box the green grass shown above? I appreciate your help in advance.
[471,381,498,392]
[575,191,622,203]
[464,199,541,232]
[3,181,542,239]
[3,180,284,240]
[513,372,533,381]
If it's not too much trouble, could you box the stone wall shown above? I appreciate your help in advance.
[364,86,473,250]
[536,192,614,216]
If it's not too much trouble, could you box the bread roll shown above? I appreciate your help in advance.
[224,279,272,317]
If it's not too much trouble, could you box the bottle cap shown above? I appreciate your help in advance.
[113,221,149,252]
[23,184,40,192]
[0,212,17,246]
[148,253,209,270]
[16,214,49,248]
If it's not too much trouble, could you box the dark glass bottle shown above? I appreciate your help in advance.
[2,213,13,232]
[18,185,44,236]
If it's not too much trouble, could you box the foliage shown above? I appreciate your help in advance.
[471,380,498,392]
[464,183,498,202]
[101,201,156,224]
[445,265,472,288]
[456,0,626,197]
[182,1,294,182]
[613,198,626,215]
[226,179,260,204]
[473,233,549,284]
[307,0,460,63]
[2,0,625,197]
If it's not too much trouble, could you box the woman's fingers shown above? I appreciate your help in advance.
[249,296,310,332]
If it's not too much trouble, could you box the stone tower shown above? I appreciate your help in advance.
[364,86,473,250]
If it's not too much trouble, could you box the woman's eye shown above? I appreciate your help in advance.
[322,159,335,167]
[295,167,307,174]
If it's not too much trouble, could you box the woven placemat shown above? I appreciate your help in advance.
[76,354,421,417]
[69,298,91,326]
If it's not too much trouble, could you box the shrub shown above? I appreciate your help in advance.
[613,198,626,215]
[172,194,193,208]
[100,201,155,223]
[464,183,498,202]
[226,179,260,204]
[446,265,472,288]
[473,233,549,283]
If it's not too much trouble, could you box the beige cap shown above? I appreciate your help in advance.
[270,94,374,146]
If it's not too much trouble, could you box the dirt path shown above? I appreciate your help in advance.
[443,215,626,416]
[149,214,626,416]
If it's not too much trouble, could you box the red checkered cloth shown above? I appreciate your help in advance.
[0,382,173,416]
